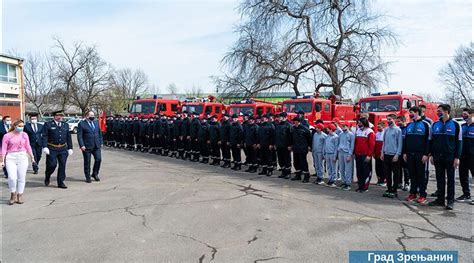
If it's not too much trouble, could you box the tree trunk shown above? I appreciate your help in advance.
[293,77,300,96]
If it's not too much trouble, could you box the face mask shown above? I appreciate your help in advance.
[462,114,469,121]
[409,114,415,119]
[5,120,12,125]
[358,124,363,129]
[377,128,383,132]
[437,112,443,118]
[88,117,95,121]
[31,120,38,124]
[15,127,24,133]
[54,118,63,122]
[387,120,394,126]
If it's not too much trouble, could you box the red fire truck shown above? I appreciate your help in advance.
[357,91,438,127]
[181,96,226,120]
[227,99,280,120]
[281,95,357,127]
[129,95,181,118]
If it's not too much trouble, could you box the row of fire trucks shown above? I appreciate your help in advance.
[127,92,438,128]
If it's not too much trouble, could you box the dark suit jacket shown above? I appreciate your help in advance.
[0,121,7,145]
[77,120,103,150]
[24,122,44,147]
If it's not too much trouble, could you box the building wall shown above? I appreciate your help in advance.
[0,55,24,120]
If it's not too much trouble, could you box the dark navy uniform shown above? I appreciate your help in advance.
[429,118,462,205]
[180,115,191,159]
[174,116,183,158]
[257,120,275,176]
[229,119,244,170]
[209,119,221,165]
[244,120,259,173]
[189,116,201,161]
[42,118,73,188]
[219,117,231,168]
[290,121,312,182]
[159,117,169,155]
[198,119,210,163]
[459,121,474,198]
[275,117,293,178]
[152,116,161,153]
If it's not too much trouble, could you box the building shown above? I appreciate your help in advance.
[0,54,24,120]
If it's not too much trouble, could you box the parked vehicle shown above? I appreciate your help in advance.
[67,118,81,134]
[181,96,226,120]
[228,99,280,120]
[129,95,181,118]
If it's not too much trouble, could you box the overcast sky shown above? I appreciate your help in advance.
[1,0,472,98]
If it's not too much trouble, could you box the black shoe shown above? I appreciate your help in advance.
[92,174,100,182]
[446,201,454,210]
[290,175,302,181]
[86,178,92,183]
[277,173,286,178]
[455,194,471,203]
[428,199,445,207]
[33,170,38,174]
[44,178,50,186]
[266,170,273,177]
[58,183,68,189]
[302,174,310,183]
[430,190,438,197]
[258,168,267,175]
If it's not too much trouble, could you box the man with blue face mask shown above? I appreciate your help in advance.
[24,114,44,174]
[457,107,474,203]
[77,111,102,183]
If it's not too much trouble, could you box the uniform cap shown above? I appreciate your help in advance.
[332,117,340,123]
[293,116,301,122]
[328,124,337,131]
[232,114,239,118]
[316,123,325,130]
[279,112,287,117]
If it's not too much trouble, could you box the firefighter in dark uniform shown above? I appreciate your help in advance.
[174,113,183,158]
[125,117,134,150]
[255,115,263,168]
[244,116,259,173]
[144,117,154,152]
[275,112,293,179]
[152,114,161,154]
[230,114,244,170]
[198,117,210,163]
[189,112,201,161]
[113,116,123,148]
[257,114,275,176]
[242,113,250,166]
[167,116,176,157]
[428,104,462,210]
[219,114,232,168]
[104,116,113,146]
[290,116,312,183]
[159,116,169,156]
[209,115,221,165]
[137,117,147,152]
[42,111,73,189]
[269,113,278,171]
[296,110,310,128]
[132,117,141,151]
[181,111,191,159]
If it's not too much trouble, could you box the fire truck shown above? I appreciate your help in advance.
[129,95,181,118]
[281,95,357,127]
[357,91,438,127]
[181,96,226,120]
[227,99,280,120]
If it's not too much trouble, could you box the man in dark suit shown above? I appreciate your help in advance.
[24,114,44,174]
[0,115,12,178]
[77,110,103,183]
[42,111,73,189]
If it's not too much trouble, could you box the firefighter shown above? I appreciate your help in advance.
[230,114,244,170]
[144,117,154,152]
[219,114,232,168]
[105,116,114,146]
[198,116,210,163]
[244,116,259,173]
[275,112,293,179]
[189,112,201,162]
[152,114,161,154]
[242,113,250,166]
[173,113,182,158]
[125,117,134,150]
[159,115,169,156]
[257,114,275,176]
[180,111,191,159]
[457,107,473,204]
[428,104,462,210]
[269,113,278,171]
[290,117,312,183]
[132,117,142,151]
[167,116,176,157]
[137,117,147,152]
[114,116,124,148]
[296,110,310,128]
[209,115,221,166]
[312,123,326,184]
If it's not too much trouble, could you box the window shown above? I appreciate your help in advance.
[402,99,410,109]
[360,99,400,112]
[215,107,221,113]
[205,106,212,113]
[0,63,17,83]
[314,103,322,112]
[171,104,178,111]
[0,93,19,99]
[256,107,264,115]
[324,103,330,112]
[229,106,253,115]
[282,102,312,113]
[160,103,167,111]
[267,107,272,113]
[182,105,203,113]
[130,102,156,114]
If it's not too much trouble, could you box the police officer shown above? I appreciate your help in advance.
[257,114,275,176]
[209,115,221,165]
[428,104,462,210]
[290,116,312,183]
[198,116,210,163]
[219,114,232,168]
[181,111,191,159]
[275,112,293,179]
[189,112,201,161]
[42,111,73,189]
[457,107,473,203]
[244,116,259,173]
[230,114,244,170]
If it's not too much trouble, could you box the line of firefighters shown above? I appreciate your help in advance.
[103,105,474,210]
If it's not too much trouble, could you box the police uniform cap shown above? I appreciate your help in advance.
[279,112,287,117]
[52,110,65,116]
[293,116,302,122]
[232,114,239,118]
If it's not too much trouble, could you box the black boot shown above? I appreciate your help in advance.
[302,172,310,183]
[290,172,302,181]
[266,169,273,177]
[258,167,267,175]
[231,163,238,170]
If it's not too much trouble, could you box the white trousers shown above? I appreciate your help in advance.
[6,151,29,194]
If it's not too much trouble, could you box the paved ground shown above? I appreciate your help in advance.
[1,136,473,262]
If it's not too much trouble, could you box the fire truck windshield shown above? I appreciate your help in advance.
[130,102,156,114]
[182,105,204,114]
[360,99,400,112]
[282,102,312,113]
[229,106,254,115]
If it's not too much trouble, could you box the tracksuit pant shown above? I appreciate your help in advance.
[312,152,324,179]
[355,155,372,191]
[375,158,385,184]
[383,154,401,193]
[434,157,455,202]
[459,155,473,197]
[325,153,337,182]
[338,151,354,186]
[6,151,28,194]
[407,153,427,197]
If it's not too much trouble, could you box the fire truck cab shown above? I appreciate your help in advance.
[228,99,279,119]
[181,96,226,120]
[281,95,357,127]
[129,96,180,118]
[357,91,438,127]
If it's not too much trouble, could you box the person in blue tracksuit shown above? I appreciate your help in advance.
[428,104,462,210]
[323,124,339,187]
[457,107,474,203]
[312,123,326,184]
[337,123,355,191]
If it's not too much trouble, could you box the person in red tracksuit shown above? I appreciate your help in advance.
[354,118,376,192]
[374,122,386,186]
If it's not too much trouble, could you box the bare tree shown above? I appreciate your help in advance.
[108,68,149,114]
[167,83,178,95]
[440,43,473,109]
[218,0,395,97]
[185,85,203,98]
[23,52,56,116]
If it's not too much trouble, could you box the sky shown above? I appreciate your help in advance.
[1,0,472,98]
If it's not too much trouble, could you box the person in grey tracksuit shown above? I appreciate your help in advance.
[337,123,355,190]
[323,125,339,186]
[312,124,327,184]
